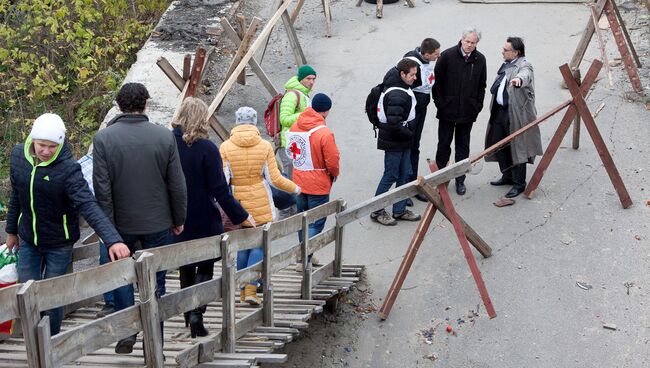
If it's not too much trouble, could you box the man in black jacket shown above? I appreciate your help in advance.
[431,27,487,195]
[93,83,187,354]
[370,58,422,226]
[403,38,441,202]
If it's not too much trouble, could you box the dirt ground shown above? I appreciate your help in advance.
[114,0,650,366]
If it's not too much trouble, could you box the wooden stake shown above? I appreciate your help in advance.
[183,54,192,81]
[571,68,582,150]
[236,14,248,85]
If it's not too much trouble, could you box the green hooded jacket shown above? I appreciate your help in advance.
[279,76,311,147]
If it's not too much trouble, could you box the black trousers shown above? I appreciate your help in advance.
[490,104,526,188]
[179,259,216,313]
[409,106,427,181]
[435,120,474,183]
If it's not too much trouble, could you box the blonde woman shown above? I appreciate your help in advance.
[172,97,251,337]
[220,106,300,305]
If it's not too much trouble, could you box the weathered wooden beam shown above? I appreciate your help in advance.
[220,235,237,353]
[135,252,165,367]
[323,0,332,37]
[235,14,248,85]
[37,316,53,368]
[206,0,293,119]
[377,0,383,18]
[300,214,311,300]
[221,18,278,96]
[569,0,607,70]
[571,68,582,150]
[280,7,307,66]
[185,47,208,98]
[0,284,20,323]
[290,0,306,23]
[221,16,262,93]
[333,200,346,277]
[183,53,192,81]
[158,277,222,320]
[134,235,221,273]
[262,224,274,327]
[336,159,471,226]
[604,0,643,92]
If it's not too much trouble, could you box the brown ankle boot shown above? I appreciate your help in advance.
[244,284,261,305]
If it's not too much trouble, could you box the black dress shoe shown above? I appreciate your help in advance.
[505,186,525,198]
[456,182,466,195]
[414,193,428,202]
[115,335,137,354]
[490,177,513,186]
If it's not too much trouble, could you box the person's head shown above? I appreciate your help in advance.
[297,65,317,90]
[30,113,66,162]
[397,58,419,86]
[503,36,525,62]
[235,106,258,126]
[311,93,332,118]
[173,97,209,145]
[420,38,441,62]
[460,27,481,54]
[116,82,150,113]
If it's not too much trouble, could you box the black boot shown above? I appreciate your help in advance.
[184,311,190,327]
[189,309,208,338]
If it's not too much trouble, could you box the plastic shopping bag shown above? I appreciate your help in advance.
[0,243,18,334]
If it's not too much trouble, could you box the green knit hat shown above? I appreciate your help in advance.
[297,65,316,81]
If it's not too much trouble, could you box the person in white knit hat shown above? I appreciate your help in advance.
[4,113,130,336]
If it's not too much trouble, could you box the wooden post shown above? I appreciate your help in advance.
[290,0,307,23]
[220,18,279,96]
[571,68,581,150]
[37,316,53,368]
[235,14,247,85]
[323,0,332,37]
[333,200,347,278]
[280,6,307,66]
[262,224,274,327]
[524,60,603,199]
[17,280,40,368]
[134,252,165,367]
[300,214,312,300]
[220,235,236,353]
[184,47,208,99]
[559,64,633,208]
[182,54,191,81]
[377,0,383,18]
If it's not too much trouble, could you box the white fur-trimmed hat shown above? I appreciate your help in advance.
[30,113,66,144]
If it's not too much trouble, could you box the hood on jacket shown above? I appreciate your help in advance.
[404,47,426,63]
[295,108,325,131]
[229,124,262,147]
[284,75,311,95]
[382,67,411,89]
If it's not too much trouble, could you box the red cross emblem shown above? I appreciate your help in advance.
[428,73,435,84]
[289,141,301,159]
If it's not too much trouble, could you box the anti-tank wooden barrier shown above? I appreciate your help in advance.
[0,199,362,368]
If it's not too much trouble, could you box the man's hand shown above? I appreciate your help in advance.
[510,78,522,87]
[6,234,19,254]
[108,242,131,261]
[246,215,256,227]
[172,225,184,236]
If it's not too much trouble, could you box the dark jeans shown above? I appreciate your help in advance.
[113,229,171,312]
[436,120,474,184]
[409,106,427,182]
[373,150,412,216]
[99,241,114,307]
[297,193,330,240]
[17,240,73,335]
[490,104,527,188]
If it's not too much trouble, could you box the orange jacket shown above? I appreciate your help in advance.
[288,108,340,195]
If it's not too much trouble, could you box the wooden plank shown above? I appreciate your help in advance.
[300,215,311,300]
[336,160,471,226]
[559,64,632,208]
[305,200,339,223]
[206,0,293,119]
[228,227,264,252]
[571,68,582,150]
[37,316,53,368]
[221,18,278,96]
[262,225,274,327]
[51,306,142,365]
[17,281,44,368]
[289,0,306,23]
[185,47,208,98]
[524,60,603,199]
[334,200,346,277]
[235,309,263,340]
[183,53,192,81]
[0,284,20,323]
[569,0,607,69]
[610,0,641,68]
[306,228,336,255]
[604,0,643,92]
[591,4,613,86]
[134,252,164,367]
[235,14,248,85]
[221,235,237,353]
[158,277,222,320]
[280,7,307,66]
[268,215,302,240]
[36,258,137,311]
[213,353,287,363]
[134,235,221,273]
[312,261,334,286]
[221,16,262,96]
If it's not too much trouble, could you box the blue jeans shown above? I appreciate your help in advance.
[113,230,171,312]
[99,242,114,307]
[17,240,73,335]
[297,193,330,241]
[374,150,412,216]
[237,248,263,286]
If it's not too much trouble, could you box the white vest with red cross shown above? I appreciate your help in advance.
[377,87,417,125]
[404,56,436,94]
[285,125,327,171]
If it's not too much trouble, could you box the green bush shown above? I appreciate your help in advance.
[0,0,169,218]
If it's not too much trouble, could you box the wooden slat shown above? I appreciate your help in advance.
[306,228,336,256]
[134,252,164,367]
[213,353,287,363]
[51,306,142,365]
[228,227,264,252]
[312,261,334,286]
[134,235,221,273]
[17,281,43,368]
[334,200,346,277]
[262,225,274,326]
[235,263,262,286]
[280,7,307,66]
[0,284,20,323]
[270,243,301,274]
[569,0,608,69]
[300,215,311,300]
[305,200,339,223]
[268,215,302,240]
[336,160,471,226]
[235,14,248,85]
[604,0,643,92]
[158,277,222,320]
[36,258,137,311]
[289,0,306,23]
[221,235,237,353]
[37,316,53,368]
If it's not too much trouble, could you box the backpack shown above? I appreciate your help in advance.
[264,90,301,148]
[365,83,384,137]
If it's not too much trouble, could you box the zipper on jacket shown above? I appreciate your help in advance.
[29,166,38,245]
[63,214,69,240]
